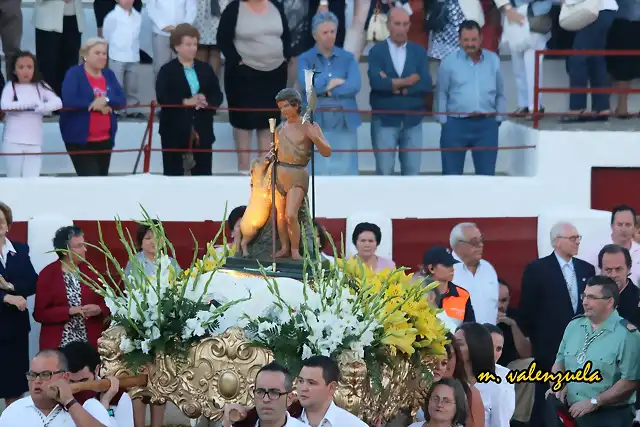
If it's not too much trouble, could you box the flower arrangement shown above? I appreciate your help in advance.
[70,209,247,368]
[240,226,449,379]
[339,259,449,358]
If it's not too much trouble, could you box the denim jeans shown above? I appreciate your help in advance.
[439,117,499,175]
[314,129,359,175]
[370,117,423,175]
[568,10,616,111]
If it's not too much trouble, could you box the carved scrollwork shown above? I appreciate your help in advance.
[99,326,436,424]
[98,326,273,421]
[334,350,436,425]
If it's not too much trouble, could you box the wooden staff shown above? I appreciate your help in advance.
[269,117,277,271]
[70,374,148,394]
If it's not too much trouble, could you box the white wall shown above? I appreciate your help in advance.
[3,125,640,223]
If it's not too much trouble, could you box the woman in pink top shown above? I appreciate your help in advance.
[351,222,396,272]
[1,51,62,177]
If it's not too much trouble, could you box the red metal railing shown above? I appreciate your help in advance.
[0,104,538,175]
[533,49,640,129]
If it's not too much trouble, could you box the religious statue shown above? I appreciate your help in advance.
[238,84,331,261]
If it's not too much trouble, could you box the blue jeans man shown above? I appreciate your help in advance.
[439,117,499,175]
[371,117,423,175]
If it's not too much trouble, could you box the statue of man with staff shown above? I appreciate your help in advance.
[267,88,332,260]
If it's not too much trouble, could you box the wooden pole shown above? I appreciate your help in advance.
[269,118,277,271]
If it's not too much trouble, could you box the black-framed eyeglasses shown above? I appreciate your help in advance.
[26,370,65,381]
[581,294,611,301]
[461,237,484,247]
[253,388,288,400]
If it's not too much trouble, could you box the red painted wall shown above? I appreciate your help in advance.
[11,217,538,307]
[592,167,640,212]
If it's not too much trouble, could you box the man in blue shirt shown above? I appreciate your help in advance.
[367,7,432,176]
[436,20,506,176]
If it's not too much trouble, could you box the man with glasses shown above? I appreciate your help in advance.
[0,349,111,426]
[223,362,305,427]
[551,275,640,427]
[519,221,595,427]
[450,222,499,325]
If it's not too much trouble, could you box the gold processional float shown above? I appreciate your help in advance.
[72,73,449,425]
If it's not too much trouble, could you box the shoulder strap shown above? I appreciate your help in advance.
[619,318,638,332]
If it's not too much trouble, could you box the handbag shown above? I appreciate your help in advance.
[367,0,390,42]
[425,0,449,32]
[559,0,600,31]
[458,0,485,26]
[528,13,552,33]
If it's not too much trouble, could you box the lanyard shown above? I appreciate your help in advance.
[576,329,606,364]
[33,405,63,427]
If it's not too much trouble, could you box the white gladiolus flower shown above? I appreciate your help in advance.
[302,344,313,360]
[140,339,152,354]
[119,336,135,353]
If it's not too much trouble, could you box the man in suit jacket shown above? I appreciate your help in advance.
[367,7,432,176]
[519,221,595,427]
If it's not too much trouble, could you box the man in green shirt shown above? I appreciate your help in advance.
[552,275,640,427]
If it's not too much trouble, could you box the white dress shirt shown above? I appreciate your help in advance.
[555,251,579,312]
[583,238,640,287]
[300,401,368,427]
[244,412,306,427]
[386,38,407,77]
[103,6,142,63]
[0,396,111,427]
[452,252,499,325]
[146,0,197,36]
[475,378,514,427]
[0,237,15,268]
[495,364,516,421]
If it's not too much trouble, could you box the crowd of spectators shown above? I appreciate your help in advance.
[2,200,640,427]
[0,0,636,178]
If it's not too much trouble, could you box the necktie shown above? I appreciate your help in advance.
[562,263,577,311]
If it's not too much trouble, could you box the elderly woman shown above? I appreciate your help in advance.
[351,222,395,272]
[297,12,361,176]
[59,38,126,177]
[124,221,179,427]
[33,226,109,351]
[217,0,291,173]
[125,221,180,276]
[0,202,37,407]
[155,23,224,176]
[410,378,470,427]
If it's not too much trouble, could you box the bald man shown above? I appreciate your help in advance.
[367,7,432,176]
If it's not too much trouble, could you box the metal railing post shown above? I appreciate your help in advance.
[143,101,156,174]
[533,50,541,130]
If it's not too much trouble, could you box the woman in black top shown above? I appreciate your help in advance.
[155,24,224,176]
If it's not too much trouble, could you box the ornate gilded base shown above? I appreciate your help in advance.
[99,326,273,421]
[99,327,436,424]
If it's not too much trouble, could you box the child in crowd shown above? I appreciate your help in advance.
[103,0,144,119]
[1,51,62,177]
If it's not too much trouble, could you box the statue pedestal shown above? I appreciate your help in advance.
[222,256,329,280]
[227,196,323,280]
